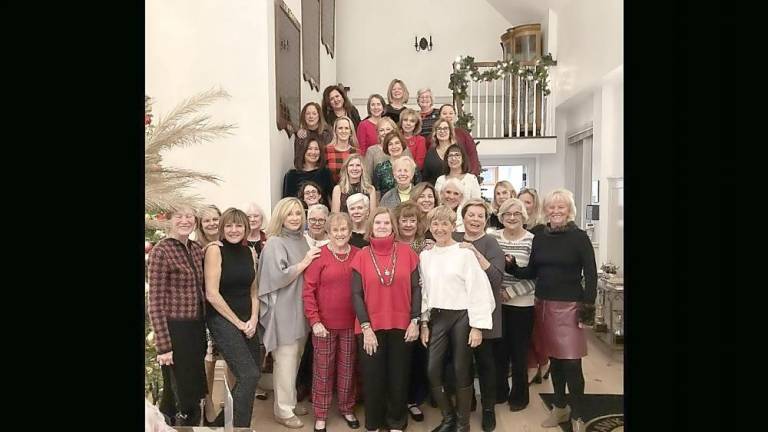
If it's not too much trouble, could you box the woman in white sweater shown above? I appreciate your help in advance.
[419,205,495,432]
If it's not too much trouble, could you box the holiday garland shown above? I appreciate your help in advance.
[448,54,556,131]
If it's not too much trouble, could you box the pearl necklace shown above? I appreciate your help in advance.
[368,242,398,286]
[329,244,351,262]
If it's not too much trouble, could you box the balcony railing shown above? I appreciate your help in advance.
[451,56,556,139]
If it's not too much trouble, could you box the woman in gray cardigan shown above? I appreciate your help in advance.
[259,197,321,429]
[452,199,506,432]
[380,156,418,209]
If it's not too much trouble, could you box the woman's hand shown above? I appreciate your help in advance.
[303,247,322,266]
[312,322,329,338]
[244,317,258,338]
[404,321,419,342]
[423,239,436,251]
[362,327,378,356]
[504,254,516,264]
[499,288,512,303]
[458,241,478,254]
[420,325,430,347]
[156,351,174,366]
[468,328,483,348]
[297,128,308,139]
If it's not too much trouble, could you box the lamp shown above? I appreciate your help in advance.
[414,35,433,52]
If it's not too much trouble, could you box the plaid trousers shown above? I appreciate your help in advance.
[312,328,357,420]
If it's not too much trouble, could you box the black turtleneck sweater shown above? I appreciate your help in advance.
[505,222,597,304]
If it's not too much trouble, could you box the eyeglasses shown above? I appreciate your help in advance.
[502,212,523,219]
[447,153,462,159]
[303,190,319,196]
[436,127,450,132]
[308,218,327,225]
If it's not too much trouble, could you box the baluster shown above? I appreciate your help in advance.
[508,72,513,138]
[542,92,546,136]
[493,78,497,137]
[468,79,473,132]
[524,77,529,137]
[516,74,521,137]
[533,79,537,137]
[484,80,489,138]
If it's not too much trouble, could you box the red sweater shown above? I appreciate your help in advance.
[406,135,427,170]
[303,245,360,329]
[454,127,481,175]
[356,118,379,156]
[350,235,419,334]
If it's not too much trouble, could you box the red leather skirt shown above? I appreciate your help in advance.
[533,299,587,360]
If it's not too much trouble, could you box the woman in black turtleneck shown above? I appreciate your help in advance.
[505,189,597,432]
[204,208,261,428]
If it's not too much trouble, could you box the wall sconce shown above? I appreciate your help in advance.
[414,35,433,52]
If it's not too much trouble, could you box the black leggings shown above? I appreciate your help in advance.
[427,309,473,389]
[495,305,534,403]
[207,314,263,428]
[473,338,498,409]
[550,358,585,419]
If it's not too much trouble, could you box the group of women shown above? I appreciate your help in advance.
[148,80,597,432]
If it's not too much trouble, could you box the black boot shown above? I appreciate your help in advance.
[430,386,457,432]
[455,385,474,432]
[481,408,496,432]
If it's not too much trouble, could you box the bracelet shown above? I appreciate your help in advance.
[360,322,371,330]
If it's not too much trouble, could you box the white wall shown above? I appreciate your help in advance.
[554,0,622,105]
[146,0,336,212]
[336,0,512,104]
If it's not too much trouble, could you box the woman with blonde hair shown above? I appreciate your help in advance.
[517,188,545,234]
[243,202,268,258]
[346,193,371,248]
[325,116,360,184]
[259,198,322,428]
[384,78,410,123]
[419,205,495,432]
[439,177,467,232]
[331,153,377,214]
[193,205,221,247]
[356,94,387,156]
[488,181,517,230]
[398,108,427,170]
[148,205,207,426]
[505,189,597,431]
[364,117,412,178]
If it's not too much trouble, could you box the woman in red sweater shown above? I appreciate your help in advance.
[398,108,427,170]
[351,207,421,432]
[303,212,361,432]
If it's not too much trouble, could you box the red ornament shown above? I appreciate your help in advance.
[145,114,152,125]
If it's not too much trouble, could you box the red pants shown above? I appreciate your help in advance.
[312,328,357,420]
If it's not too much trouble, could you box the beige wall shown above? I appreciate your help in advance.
[146,0,336,212]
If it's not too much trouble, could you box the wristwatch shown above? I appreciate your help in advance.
[411,318,419,326]
[360,322,371,330]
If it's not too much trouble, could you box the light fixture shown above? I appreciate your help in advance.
[414,35,433,52]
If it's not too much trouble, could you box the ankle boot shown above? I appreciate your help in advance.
[571,418,586,432]
[481,408,496,432]
[455,385,474,432]
[430,387,457,432]
[541,404,571,428]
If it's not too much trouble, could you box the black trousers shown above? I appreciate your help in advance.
[550,358,585,419]
[427,309,473,390]
[408,337,430,406]
[473,337,499,409]
[158,319,208,426]
[207,314,263,428]
[495,304,534,404]
[358,329,413,430]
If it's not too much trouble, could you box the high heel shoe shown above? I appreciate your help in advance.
[203,410,224,427]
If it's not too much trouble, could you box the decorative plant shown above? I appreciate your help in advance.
[144,88,236,401]
[448,54,556,132]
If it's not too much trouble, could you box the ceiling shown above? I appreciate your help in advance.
[485,0,572,27]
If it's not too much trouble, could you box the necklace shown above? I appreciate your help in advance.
[368,242,398,286]
[329,244,351,262]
